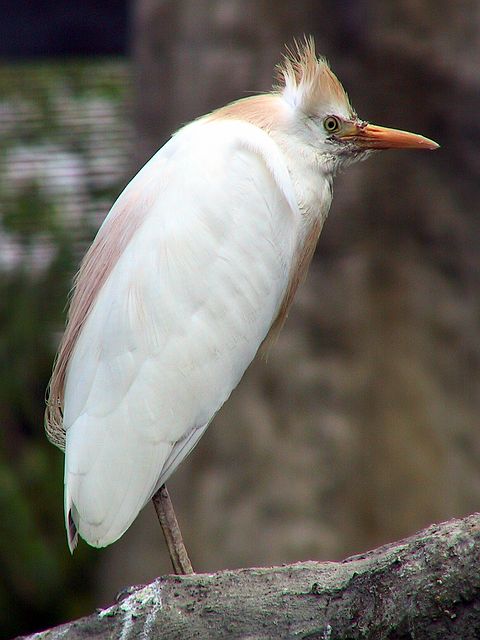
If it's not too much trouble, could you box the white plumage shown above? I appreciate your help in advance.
[45,39,438,552]
[63,119,306,548]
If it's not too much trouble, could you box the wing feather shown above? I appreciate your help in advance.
[62,119,300,548]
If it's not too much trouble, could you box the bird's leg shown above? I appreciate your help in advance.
[152,484,194,575]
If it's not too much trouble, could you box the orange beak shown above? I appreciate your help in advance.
[340,123,439,151]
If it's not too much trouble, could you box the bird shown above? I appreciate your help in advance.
[45,37,438,571]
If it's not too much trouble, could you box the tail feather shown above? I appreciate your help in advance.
[64,413,173,548]
[67,506,79,554]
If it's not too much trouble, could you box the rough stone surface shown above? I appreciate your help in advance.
[19,514,480,639]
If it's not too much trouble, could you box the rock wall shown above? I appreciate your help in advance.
[95,0,480,602]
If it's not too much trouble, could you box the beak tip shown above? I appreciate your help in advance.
[422,137,440,151]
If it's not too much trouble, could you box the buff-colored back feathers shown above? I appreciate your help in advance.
[45,184,153,449]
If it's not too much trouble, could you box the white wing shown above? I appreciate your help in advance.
[63,119,300,548]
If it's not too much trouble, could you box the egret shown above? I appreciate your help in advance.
[45,38,438,574]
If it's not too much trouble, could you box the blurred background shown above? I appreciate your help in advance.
[1,0,479,637]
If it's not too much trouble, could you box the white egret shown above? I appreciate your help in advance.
[45,38,438,573]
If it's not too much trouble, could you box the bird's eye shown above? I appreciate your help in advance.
[323,116,341,134]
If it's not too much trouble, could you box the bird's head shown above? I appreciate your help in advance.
[273,37,439,169]
[208,37,438,174]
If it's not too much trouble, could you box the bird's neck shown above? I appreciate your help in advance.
[271,128,334,235]
[258,130,334,351]
[208,93,334,229]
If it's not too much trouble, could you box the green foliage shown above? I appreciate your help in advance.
[0,59,132,638]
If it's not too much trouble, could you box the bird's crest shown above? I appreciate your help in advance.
[275,37,353,117]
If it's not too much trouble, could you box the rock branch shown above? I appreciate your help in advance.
[18,514,480,639]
